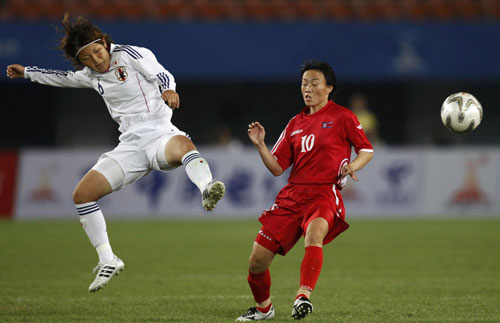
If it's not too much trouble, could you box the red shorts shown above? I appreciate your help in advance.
[255,183,349,256]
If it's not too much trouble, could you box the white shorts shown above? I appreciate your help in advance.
[92,117,188,191]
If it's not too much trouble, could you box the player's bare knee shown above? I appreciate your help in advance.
[249,254,268,273]
[165,135,197,163]
[304,233,324,247]
[182,139,197,154]
[73,188,89,204]
[72,187,100,204]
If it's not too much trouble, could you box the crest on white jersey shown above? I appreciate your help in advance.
[115,67,128,82]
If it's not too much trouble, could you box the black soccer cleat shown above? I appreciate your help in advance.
[291,296,313,320]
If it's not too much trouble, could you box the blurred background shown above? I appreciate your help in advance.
[1,0,500,218]
[2,0,500,147]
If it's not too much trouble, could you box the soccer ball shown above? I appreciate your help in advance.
[440,92,483,134]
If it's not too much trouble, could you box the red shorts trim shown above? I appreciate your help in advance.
[255,228,282,255]
[255,184,350,256]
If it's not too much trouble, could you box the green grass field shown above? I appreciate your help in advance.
[1,218,499,322]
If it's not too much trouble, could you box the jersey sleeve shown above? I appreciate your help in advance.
[129,46,176,92]
[270,117,295,171]
[344,112,374,154]
[24,66,92,88]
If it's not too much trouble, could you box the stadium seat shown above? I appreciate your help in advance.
[427,0,455,21]
[374,0,403,21]
[156,0,196,21]
[117,0,149,21]
[191,0,232,21]
[481,0,500,20]
[84,0,122,21]
[7,0,43,21]
[351,0,378,21]
[454,0,482,20]
[241,0,275,21]
[294,0,323,21]
[403,0,430,21]
[322,0,353,21]
[3,0,500,22]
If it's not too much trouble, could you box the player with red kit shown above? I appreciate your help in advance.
[236,59,373,321]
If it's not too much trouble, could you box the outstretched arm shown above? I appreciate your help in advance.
[6,64,25,79]
[7,64,91,88]
[248,121,284,176]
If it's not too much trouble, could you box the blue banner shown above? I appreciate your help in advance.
[1,21,499,80]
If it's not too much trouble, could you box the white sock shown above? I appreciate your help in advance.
[76,202,114,263]
[182,150,213,192]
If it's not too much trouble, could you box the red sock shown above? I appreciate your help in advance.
[300,246,323,291]
[256,303,272,313]
[296,293,308,300]
[248,269,271,304]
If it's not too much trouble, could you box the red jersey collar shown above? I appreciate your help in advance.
[301,100,334,117]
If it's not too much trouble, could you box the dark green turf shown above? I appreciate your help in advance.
[1,218,499,322]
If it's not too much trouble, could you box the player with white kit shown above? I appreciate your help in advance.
[6,14,225,292]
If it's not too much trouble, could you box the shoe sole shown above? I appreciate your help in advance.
[292,302,313,320]
[89,263,125,292]
[204,182,225,211]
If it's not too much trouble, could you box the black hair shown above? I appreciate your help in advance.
[59,13,113,69]
[300,59,337,98]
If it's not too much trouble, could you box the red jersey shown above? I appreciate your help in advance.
[271,100,373,186]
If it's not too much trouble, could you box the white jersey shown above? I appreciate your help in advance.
[24,43,176,133]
